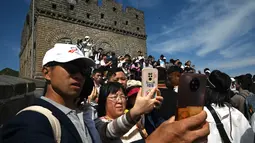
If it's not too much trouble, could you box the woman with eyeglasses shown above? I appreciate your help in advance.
[96,82,154,143]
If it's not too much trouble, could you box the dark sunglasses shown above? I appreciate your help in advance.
[46,61,91,77]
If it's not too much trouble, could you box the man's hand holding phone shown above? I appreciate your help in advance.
[146,111,209,143]
[176,73,207,121]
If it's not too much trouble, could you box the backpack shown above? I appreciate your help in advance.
[17,106,61,143]
[240,92,255,123]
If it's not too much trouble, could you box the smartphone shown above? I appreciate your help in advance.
[176,73,207,121]
[142,68,158,98]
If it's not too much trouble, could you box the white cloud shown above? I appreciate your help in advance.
[219,41,254,58]
[150,0,255,57]
[148,0,255,73]
[196,0,255,56]
[211,56,255,70]
[193,56,255,77]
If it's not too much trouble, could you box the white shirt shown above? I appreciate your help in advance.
[94,53,101,65]
[100,60,106,66]
[251,114,255,132]
[138,56,144,60]
[204,104,254,143]
[94,81,101,94]
[159,60,165,68]
[118,60,125,68]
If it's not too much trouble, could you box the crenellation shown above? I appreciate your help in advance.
[20,0,147,78]
[32,0,145,35]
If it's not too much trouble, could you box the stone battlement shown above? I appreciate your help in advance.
[20,0,146,56]
[19,0,147,78]
[34,0,145,34]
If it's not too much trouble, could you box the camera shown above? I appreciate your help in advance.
[190,78,200,92]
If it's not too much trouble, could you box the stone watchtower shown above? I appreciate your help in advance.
[19,0,147,78]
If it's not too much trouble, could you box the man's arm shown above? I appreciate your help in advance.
[2,111,55,143]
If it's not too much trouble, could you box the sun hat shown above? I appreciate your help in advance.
[42,43,95,67]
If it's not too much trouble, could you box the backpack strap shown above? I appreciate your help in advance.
[17,106,61,143]
[206,105,231,143]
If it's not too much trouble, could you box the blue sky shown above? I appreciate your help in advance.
[1,0,255,76]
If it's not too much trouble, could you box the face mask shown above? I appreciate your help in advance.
[230,84,236,91]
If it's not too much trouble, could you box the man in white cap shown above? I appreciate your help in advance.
[2,44,96,143]
[204,68,211,78]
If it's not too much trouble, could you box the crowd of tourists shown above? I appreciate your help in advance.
[1,43,255,143]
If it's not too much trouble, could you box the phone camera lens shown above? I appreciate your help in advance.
[190,78,200,92]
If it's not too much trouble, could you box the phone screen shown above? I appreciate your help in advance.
[142,68,158,98]
[176,73,207,120]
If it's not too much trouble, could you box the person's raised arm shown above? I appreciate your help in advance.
[95,87,163,139]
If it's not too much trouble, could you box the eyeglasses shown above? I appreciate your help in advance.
[108,94,128,101]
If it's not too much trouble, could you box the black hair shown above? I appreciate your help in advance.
[93,51,98,55]
[166,66,182,75]
[92,68,103,75]
[235,75,252,90]
[106,68,124,80]
[157,67,167,84]
[253,75,255,82]
[124,54,131,58]
[97,82,127,117]
[76,76,94,106]
[165,66,182,89]
[246,73,252,79]
[234,75,241,84]
[205,70,232,107]
[244,75,253,90]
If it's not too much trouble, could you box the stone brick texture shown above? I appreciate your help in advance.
[20,0,147,78]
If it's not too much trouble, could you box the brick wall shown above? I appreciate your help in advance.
[20,0,147,78]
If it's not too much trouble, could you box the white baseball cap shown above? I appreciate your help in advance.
[231,77,235,82]
[42,43,95,67]
[205,69,211,74]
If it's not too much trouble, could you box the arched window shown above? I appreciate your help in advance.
[57,37,72,44]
